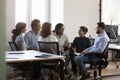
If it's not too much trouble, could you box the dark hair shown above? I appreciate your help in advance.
[12,22,26,42]
[54,23,64,35]
[31,19,40,29]
[97,22,106,29]
[40,22,51,38]
[80,26,88,34]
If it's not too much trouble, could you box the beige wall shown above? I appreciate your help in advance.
[64,0,99,42]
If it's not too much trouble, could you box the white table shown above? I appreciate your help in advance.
[6,50,65,80]
[108,43,120,69]
[109,44,120,50]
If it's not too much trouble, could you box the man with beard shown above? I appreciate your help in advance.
[74,22,110,80]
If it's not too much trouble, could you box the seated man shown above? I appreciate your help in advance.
[74,22,110,80]
[24,19,41,80]
[24,19,41,50]
[70,26,90,75]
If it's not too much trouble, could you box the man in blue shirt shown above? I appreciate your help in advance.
[74,22,110,80]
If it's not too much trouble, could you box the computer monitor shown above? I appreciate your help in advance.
[105,25,118,42]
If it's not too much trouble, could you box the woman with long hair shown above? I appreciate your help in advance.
[12,22,26,50]
[38,22,57,42]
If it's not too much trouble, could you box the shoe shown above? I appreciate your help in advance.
[79,73,92,80]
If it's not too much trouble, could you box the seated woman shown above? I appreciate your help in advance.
[12,22,26,50]
[38,22,57,42]
[38,22,58,79]
[53,23,70,74]
[70,26,90,76]
[38,22,58,54]
[53,23,69,52]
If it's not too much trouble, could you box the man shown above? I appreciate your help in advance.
[24,19,41,80]
[24,19,41,50]
[74,22,110,80]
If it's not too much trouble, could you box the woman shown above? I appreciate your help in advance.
[53,23,70,75]
[70,26,90,76]
[38,22,57,42]
[38,22,58,80]
[53,23,69,52]
[12,22,26,50]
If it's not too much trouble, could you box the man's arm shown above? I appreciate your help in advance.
[89,37,109,53]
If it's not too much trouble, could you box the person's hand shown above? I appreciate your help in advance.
[72,48,76,53]
[27,47,38,50]
[81,50,89,54]
[63,45,69,51]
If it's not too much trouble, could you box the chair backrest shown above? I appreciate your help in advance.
[89,38,95,46]
[38,41,60,55]
[102,41,110,58]
[8,42,19,51]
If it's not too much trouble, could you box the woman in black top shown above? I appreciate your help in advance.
[70,26,90,76]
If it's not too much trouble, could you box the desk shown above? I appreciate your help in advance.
[109,44,120,51]
[108,43,120,68]
[6,50,65,80]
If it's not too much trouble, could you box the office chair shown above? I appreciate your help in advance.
[89,38,95,68]
[89,38,95,46]
[8,41,19,51]
[38,41,60,55]
[85,42,110,79]
[38,41,60,80]
[8,41,30,80]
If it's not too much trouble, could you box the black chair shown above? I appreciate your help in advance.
[8,41,30,79]
[8,41,19,51]
[38,41,59,55]
[86,42,110,79]
[89,38,95,46]
[38,41,60,79]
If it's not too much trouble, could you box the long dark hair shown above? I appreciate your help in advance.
[12,22,26,42]
[40,22,51,38]
[54,23,64,35]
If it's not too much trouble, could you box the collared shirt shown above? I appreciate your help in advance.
[53,33,69,51]
[71,37,90,53]
[24,30,39,49]
[86,32,110,53]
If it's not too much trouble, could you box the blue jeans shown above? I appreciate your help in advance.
[74,54,101,76]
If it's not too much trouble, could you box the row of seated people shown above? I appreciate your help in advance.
[11,19,110,80]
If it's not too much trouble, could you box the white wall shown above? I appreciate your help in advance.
[6,0,15,50]
[6,0,15,42]
[64,0,99,42]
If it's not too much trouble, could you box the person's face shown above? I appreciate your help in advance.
[79,29,85,37]
[58,27,64,35]
[33,22,41,33]
[22,27,26,33]
[96,26,103,34]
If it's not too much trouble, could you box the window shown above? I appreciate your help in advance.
[15,0,27,24]
[50,0,64,29]
[15,0,63,30]
[102,0,120,35]
[31,0,47,23]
